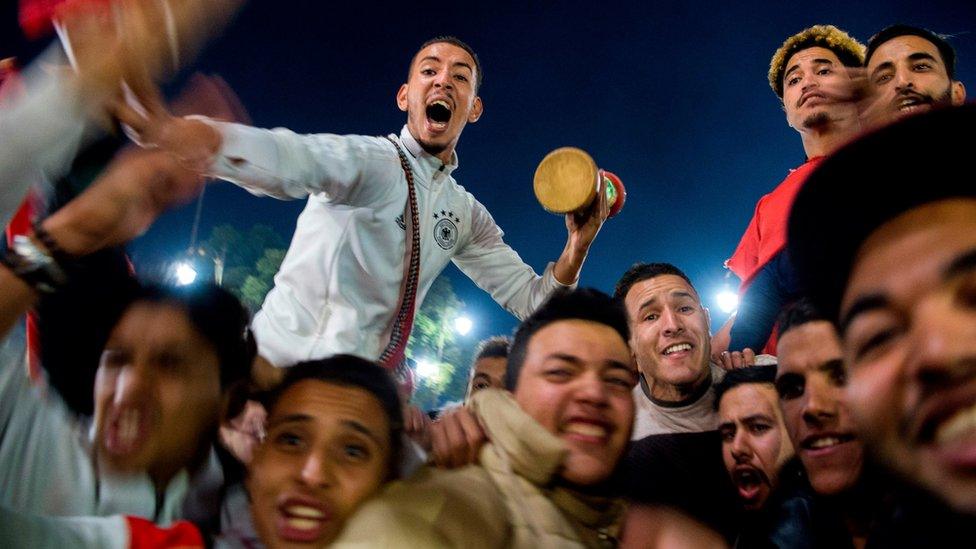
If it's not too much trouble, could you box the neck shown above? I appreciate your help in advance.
[645,367,712,405]
[799,111,861,158]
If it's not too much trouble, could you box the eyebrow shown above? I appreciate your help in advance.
[267,414,384,446]
[785,58,834,79]
[547,353,636,375]
[839,294,890,335]
[418,56,473,73]
[817,358,845,374]
[944,248,976,280]
[637,290,696,312]
[908,52,939,65]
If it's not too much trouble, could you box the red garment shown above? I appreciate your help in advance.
[19,0,111,39]
[126,517,205,549]
[726,157,824,288]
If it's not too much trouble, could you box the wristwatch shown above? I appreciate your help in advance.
[0,234,67,294]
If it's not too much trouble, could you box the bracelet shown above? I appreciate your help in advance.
[0,235,68,294]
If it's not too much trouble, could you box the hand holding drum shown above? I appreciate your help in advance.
[533,147,626,218]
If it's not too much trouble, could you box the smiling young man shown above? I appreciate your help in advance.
[331,289,639,547]
[120,36,608,382]
[864,25,966,124]
[613,262,739,540]
[789,106,976,526]
[720,26,866,357]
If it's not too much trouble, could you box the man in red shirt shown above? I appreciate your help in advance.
[717,25,866,362]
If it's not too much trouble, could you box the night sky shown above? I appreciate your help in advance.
[3,1,976,340]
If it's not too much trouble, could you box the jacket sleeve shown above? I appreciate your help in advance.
[452,199,574,322]
[200,120,401,207]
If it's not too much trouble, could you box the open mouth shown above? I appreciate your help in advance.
[561,418,612,444]
[425,99,453,128]
[732,467,766,501]
[800,433,856,451]
[662,343,692,356]
[918,400,976,446]
[103,407,150,458]
[277,500,332,543]
[896,94,931,112]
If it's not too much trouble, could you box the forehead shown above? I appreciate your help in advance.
[525,319,632,365]
[720,383,779,419]
[270,380,390,434]
[624,274,698,312]
[785,46,843,71]
[842,200,976,314]
[474,356,507,376]
[868,35,942,68]
[411,42,476,72]
[111,302,203,346]
[777,321,843,375]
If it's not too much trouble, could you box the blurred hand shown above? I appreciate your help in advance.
[219,400,267,465]
[403,405,433,451]
[429,406,487,469]
[41,148,203,256]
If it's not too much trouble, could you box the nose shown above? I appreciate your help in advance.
[801,375,839,427]
[433,69,453,89]
[893,67,914,91]
[731,430,753,461]
[300,449,335,488]
[575,371,610,408]
[660,307,684,338]
[114,364,153,405]
[905,290,974,398]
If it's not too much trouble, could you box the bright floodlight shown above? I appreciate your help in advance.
[716,290,739,314]
[175,261,198,286]
[454,315,473,336]
[415,358,439,380]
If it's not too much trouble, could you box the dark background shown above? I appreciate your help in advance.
[3,0,975,341]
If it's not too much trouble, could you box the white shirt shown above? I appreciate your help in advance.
[631,363,726,439]
[205,123,571,366]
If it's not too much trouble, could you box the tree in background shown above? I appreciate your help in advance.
[407,275,479,412]
[201,223,286,311]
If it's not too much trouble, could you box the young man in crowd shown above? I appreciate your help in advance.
[331,289,642,546]
[465,335,511,400]
[789,106,976,527]
[863,24,966,125]
[718,25,866,357]
[714,366,794,513]
[614,262,738,540]
[119,36,609,384]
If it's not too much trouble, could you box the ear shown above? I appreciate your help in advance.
[468,96,483,123]
[951,81,966,105]
[396,83,409,112]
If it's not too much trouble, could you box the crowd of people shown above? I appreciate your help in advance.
[0,1,973,547]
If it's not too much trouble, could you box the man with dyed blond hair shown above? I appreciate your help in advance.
[718,25,866,362]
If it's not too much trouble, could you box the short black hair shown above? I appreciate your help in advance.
[262,355,404,479]
[866,25,958,79]
[473,335,511,361]
[134,283,255,391]
[505,288,630,391]
[613,262,695,303]
[713,365,778,411]
[776,298,828,338]
[411,35,483,92]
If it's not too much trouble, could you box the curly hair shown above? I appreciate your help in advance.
[768,25,866,98]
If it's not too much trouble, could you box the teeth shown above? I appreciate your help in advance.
[564,423,608,438]
[286,505,326,519]
[808,437,840,449]
[935,403,976,446]
[663,343,691,355]
[285,517,320,531]
[431,100,451,110]
[119,409,141,446]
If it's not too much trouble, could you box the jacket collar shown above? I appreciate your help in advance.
[399,125,459,177]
